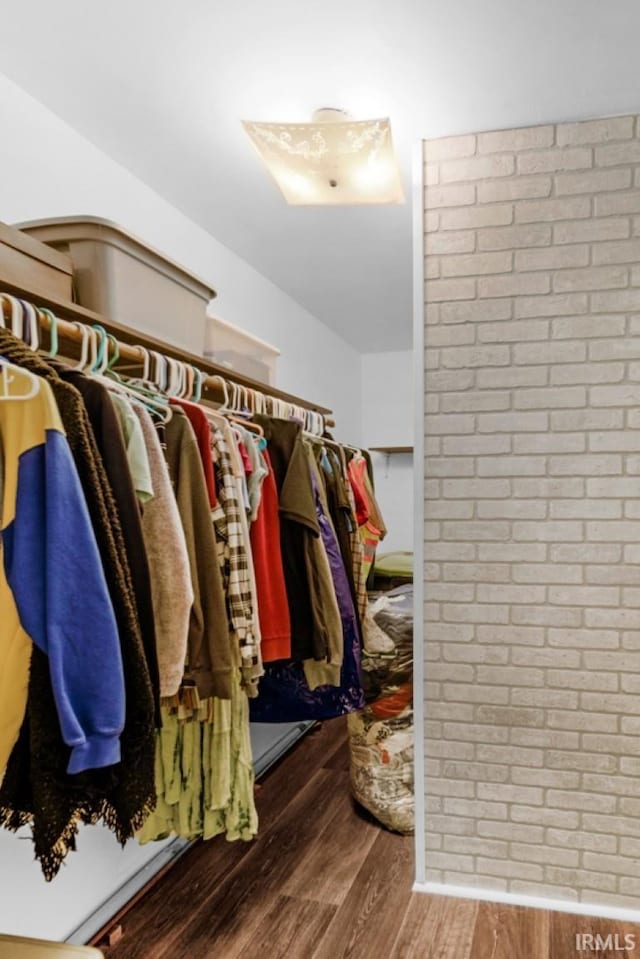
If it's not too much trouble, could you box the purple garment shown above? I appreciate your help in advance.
[250,463,365,722]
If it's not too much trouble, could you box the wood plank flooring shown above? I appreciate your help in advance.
[104,718,640,959]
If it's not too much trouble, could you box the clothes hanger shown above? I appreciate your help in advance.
[178,360,190,399]
[172,358,186,398]
[172,357,189,399]
[38,308,60,358]
[0,295,13,331]
[210,374,231,413]
[192,366,204,403]
[305,409,324,437]
[322,434,362,457]
[150,350,168,393]
[70,322,92,370]
[106,333,120,372]
[189,366,202,403]
[0,294,26,340]
[222,381,265,436]
[127,346,174,423]
[18,299,39,351]
[92,325,112,375]
[0,357,40,400]
[206,375,264,436]
[95,331,129,390]
[165,356,181,397]
[89,323,107,373]
[95,330,173,423]
[231,416,264,438]
[184,365,195,400]
[253,389,265,415]
[163,355,176,396]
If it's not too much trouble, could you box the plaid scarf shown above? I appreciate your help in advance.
[210,421,262,695]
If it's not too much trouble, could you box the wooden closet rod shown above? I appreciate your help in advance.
[0,278,334,422]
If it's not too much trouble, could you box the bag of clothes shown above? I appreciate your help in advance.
[348,584,414,834]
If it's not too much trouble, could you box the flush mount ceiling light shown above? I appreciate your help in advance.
[242,108,404,206]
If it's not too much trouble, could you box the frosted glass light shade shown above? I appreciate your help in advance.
[242,116,404,206]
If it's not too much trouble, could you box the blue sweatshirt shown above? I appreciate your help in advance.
[0,370,125,775]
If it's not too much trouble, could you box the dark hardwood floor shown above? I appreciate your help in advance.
[103,718,640,959]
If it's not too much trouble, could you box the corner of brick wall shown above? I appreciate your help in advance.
[423,115,640,907]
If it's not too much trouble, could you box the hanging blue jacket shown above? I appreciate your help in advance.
[0,368,125,775]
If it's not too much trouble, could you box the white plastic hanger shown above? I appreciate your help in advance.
[0,358,40,401]
[19,299,39,351]
[38,308,60,358]
[100,338,173,423]
[71,322,92,370]
[150,350,168,392]
[211,374,231,412]
[0,294,26,339]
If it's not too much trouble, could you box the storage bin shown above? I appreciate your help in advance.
[17,217,215,355]
[204,315,279,386]
[0,221,73,302]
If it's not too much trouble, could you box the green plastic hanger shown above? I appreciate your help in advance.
[91,324,109,372]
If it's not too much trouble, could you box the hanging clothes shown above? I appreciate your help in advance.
[0,302,386,873]
[207,414,262,695]
[139,413,260,848]
[249,448,291,663]
[320,445,361,619]
[249,416,365,723]
[137,670,258,846]
[238,426,268,522]
[132,402,194,698]
[253,415,330,663]
[0,369,125,782]
[109,392,154,504]
[164,407,232,702]
[58,367,161,723]
[0,329,157,882]
[348,454,386,581]
[301,446,345,689]
[171,398,217,509]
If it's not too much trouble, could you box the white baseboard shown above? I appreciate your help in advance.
[413,881,640,924]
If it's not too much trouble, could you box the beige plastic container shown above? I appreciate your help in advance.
[204,314,279,386]
[17,217,215,355]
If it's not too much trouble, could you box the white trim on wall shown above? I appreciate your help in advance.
[412,139,426,886]
[413,882,640,925]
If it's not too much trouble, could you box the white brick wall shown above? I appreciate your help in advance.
[423,114,640,908]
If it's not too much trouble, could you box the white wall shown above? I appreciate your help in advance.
[369,450,414,554]
[0,828,175,942]
[0,72,362,443]
[362,350,414,554]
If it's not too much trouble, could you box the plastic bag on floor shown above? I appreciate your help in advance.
[348,585,414,834]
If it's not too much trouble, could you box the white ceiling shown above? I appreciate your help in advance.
[1,0,639,351]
